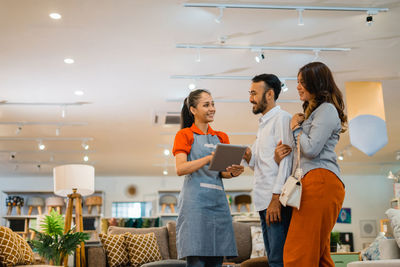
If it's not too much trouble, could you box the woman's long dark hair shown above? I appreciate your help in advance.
[180,89,211,129]
[298,62,347,132]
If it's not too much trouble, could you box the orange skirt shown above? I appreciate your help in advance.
[283,168,345,267]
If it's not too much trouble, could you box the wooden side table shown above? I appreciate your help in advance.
[331,252,361,267]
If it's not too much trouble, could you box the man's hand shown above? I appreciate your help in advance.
[266,194,282,226]
[243,147,252,164]
[274,141,292,165]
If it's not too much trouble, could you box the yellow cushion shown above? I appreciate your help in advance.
[124,232,162,267]
[0,226,22,266]
[0,226,34,267]
[99,233,129,267]
[14,232,35,264]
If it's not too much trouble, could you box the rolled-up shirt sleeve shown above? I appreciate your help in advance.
[273,114,294,194]
[241,142,256,170]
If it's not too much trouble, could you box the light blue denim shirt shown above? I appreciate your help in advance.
[293,102,342,181]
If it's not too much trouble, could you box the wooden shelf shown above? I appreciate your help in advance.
[159,213,179,217]
[3,215,37,219]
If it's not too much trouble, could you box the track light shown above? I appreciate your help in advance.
[281,81,288,92]
[255,52,265,63]
[15,125,22,135]
[55,128,60,136]
[297,8,304,26]
[49,154,55,162]
[388,171,400,182]
[214,7,225,23]
[38,140,46,150]
[61,105,67,118]
[366,15,373,26]
[37,164,41,171]
[366,10,377,26]
[338,152,344,161]
[82,141,89,150]
[195,48,201,62]
[163,169,168,176]
[312,49,321,62]
[9,152,16,160]
[83,155,89,162]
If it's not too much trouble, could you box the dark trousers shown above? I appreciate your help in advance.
[186,256,224,267]
[259,206,292,267]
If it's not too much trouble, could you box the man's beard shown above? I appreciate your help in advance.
[252,98,267,114]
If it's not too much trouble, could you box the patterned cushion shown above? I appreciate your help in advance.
[99,233,129,267]
[361,233,386,260]
[14,233,35,264]
[124,232,162,267]
[250,226,266,258]
[386,208,400,248]
[0,226,22,266]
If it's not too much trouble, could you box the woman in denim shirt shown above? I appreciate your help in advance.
[275,62,347,267]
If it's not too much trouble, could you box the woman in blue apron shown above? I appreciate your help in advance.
[172,89,244,267]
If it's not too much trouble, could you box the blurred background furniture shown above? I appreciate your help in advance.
[235,195,252,213]
[27,197,44,215]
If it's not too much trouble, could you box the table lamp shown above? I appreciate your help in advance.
[53,164,95,267]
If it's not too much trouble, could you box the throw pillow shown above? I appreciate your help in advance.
[0,226,22,267]
[99,233,129,267]
[386,208,400,247]
[250,226,266,258]
[124,232,162,267]
[361,232,386,260]
[13,232,34,264]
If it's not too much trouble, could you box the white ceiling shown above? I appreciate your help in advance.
[0,0,399,177]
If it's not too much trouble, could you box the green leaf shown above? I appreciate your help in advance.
[40,210,65,236]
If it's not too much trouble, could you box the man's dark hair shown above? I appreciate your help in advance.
[252,74,282,101]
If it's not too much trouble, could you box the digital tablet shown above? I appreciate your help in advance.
[208,144,247,172]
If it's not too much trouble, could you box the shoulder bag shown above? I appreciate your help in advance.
[279,133,303,210]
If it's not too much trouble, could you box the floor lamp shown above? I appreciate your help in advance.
[53,164,95,267]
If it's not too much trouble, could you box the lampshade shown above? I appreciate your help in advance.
[53,164,95,197]
[345,81,388,156]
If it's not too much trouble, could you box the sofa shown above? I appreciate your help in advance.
[88,221,268,267]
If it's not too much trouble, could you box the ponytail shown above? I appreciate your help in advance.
[180,97,194,129]
[180,89,211,129]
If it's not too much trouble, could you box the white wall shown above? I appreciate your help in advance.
[0,173,393,251]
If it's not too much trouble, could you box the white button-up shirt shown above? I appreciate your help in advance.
[245,106,294,211]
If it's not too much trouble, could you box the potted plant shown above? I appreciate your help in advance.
[330,231,341,252]
[29,210,90,266]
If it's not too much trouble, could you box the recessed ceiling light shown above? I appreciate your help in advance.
[163,149,170,156]
[64,58,74,64]
[74,90,84,96]
[49,13,62,20]
[163,170,168,176]
[188,83,196,90]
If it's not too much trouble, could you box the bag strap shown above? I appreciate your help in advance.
[291,132,302,178]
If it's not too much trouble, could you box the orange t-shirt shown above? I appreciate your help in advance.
[173,124,229,156]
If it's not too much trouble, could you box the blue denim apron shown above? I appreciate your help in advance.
[176,133,238,259]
